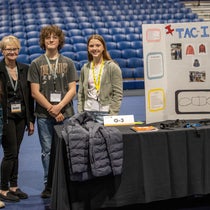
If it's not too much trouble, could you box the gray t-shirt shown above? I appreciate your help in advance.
[28,54,78,118]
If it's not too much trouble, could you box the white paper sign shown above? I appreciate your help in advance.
[142,22,210,123]
[104,115,135,126]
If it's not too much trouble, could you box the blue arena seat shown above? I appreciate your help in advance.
[126,33,140,41]
[89,16,102,22]
[105,21,120,28]
[13,31,26,39]
[36,13,49,19]
[68,29,82,37]
[124,27,135,34]
[161,13,173,20]
[70,36,86,44]
[78,22,92,29]
[11,14,23,21]
[74,61,80,71]
[106,42,117,50]
[60,44,74,52]
[136,48,143,58]
[63,16,77,24]
[73,43,87,52]
[0,20,10,28]
[121,49,137,59]
[125,14,139,21]
[51,18,65,26]
[102,34,113,42]
[127,58,143,68]
[29,53,42,62]
[109,49,121,59]
[119,21,130,28]
[109,27,125,35]
[28,45,44,55]
[174,13,185,20]
[129,20,143,28]
[114,58,127,68]
[24,13,35,20]
[25,18,38,26]
[19,47,28,55]
[76,51,88,61]
[0,33,11,40]
[95,28,109,35]
[25,25,40,32]
[115,15,126,21]
[27,38,39,47]
[150,14,161,20]
[62,52,76,60]
[117,41,131,50]
[134,27,142,34]
[12,19,25,27]
[79,60,88,70]
[38,18,51,25]
[17,54,30,64]
[92,22,105,29]
[121,68,133,79]
[76,16,89,23]
[26,31,39,39]
[112,34,127,42]
[133,67,144,79]
[186,13,198,20]
[130,41,142,49]
[82,28,96,36]
[66,23,79,29]
[0,26,11,34]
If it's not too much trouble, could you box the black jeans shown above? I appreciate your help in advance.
[1,118,26,190]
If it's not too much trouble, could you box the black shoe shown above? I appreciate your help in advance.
[0,191,19,202]
[10,188,28,199]
[41,187,51,199]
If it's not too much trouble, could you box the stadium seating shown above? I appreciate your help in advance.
[0,0,201,90]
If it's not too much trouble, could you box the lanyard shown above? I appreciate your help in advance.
[91,59,104,92]
[44,54,59,80]
[6,66,18,92]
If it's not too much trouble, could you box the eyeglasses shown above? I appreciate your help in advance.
[4,48,19,52]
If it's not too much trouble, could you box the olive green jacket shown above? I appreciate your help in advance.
[77,60,123,115]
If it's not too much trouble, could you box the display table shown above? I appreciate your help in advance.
[50,124,210,210]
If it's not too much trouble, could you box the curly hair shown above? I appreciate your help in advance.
[39,25,65,51]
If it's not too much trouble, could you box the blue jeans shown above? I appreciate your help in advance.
[37,117,67,184]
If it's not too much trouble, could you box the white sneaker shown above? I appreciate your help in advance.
[0,200,5,208]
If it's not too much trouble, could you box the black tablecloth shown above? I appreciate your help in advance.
[50,124,210,210]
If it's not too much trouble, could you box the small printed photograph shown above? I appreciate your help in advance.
[171,43,182,60]
[189,71,206,82]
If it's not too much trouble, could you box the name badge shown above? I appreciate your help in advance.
[91,100,100,111]
[11,103,21,113]
[50,92,61,103]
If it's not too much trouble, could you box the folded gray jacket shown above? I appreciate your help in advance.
[61,112,123,181]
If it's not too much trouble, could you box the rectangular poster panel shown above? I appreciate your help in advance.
[142,22,210,123]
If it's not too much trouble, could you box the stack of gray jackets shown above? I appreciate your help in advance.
[61,112,123,181]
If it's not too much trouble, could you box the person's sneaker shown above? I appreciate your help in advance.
[9,188,28,199]
[41,186,51,198]
[0,191,19,202]
[0,200,5,208]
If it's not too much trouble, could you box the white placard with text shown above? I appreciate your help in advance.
[104,115,135,126]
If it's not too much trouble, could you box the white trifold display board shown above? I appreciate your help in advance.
[142,22,210,124]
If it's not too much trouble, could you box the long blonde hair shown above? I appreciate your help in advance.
[87,34,112,62]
